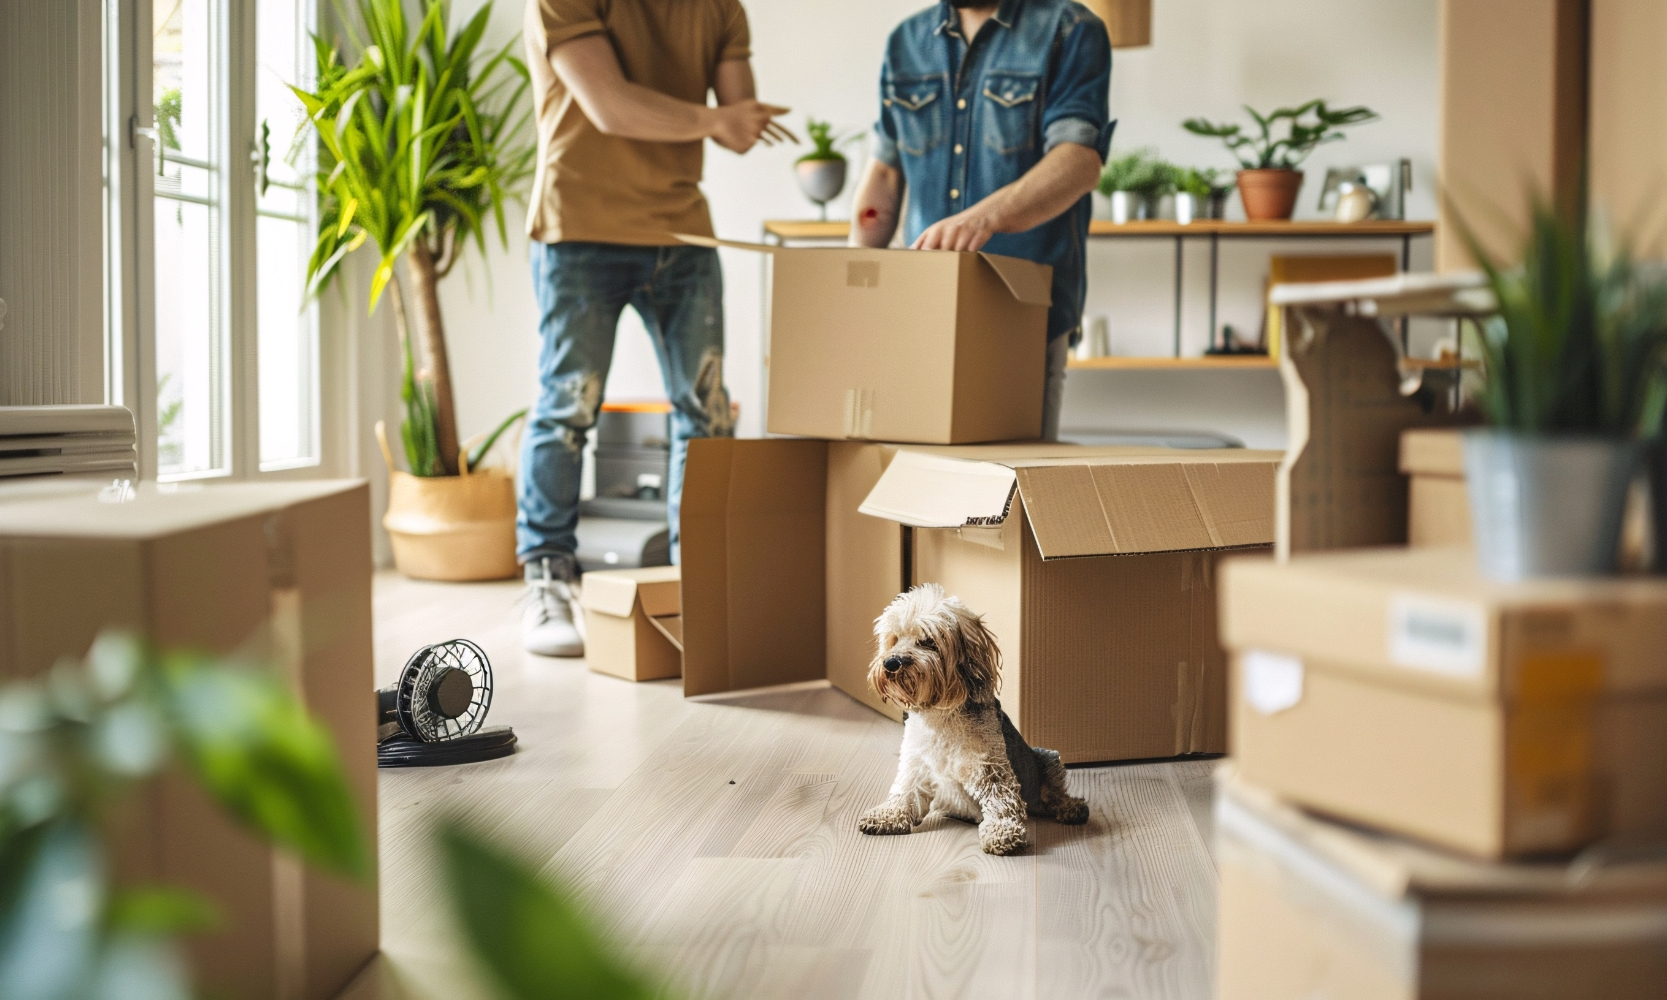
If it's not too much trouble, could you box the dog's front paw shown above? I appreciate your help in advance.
[1052,796,1090,825]
[978,817,1029,855]
[858,802,914,836]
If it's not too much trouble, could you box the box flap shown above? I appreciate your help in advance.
[977,252,1053,306]
[858,451,1018,528]
[649,614,683,652]
[673,233,778,254]
[1016,459,1276,557]
[580,565,680,618]
[1400,428,1466,477]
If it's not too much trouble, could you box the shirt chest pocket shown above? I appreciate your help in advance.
[885,76,945,157]
[981,71,1040,156]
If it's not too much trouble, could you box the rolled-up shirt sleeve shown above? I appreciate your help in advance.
[872,57,902,169]
[1041,10,1112,160]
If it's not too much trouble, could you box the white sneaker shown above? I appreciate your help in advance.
[522,558,584,658]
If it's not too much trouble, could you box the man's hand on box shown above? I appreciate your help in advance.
[911,206,997,252]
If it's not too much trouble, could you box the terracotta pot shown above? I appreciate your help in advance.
[377,421,518,581]
[1236,169,1305,221]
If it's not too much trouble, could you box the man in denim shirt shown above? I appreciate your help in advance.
[851,0,1111,440]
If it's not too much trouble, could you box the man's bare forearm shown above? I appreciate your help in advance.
[977,144,1102,234]
[850,159,902,248]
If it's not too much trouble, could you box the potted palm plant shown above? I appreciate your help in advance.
[1183,101,1378,221]
[293,0,534,580]
[1461,202,1667,580]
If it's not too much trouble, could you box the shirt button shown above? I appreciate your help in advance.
[957,98,967,109]
[954,143,964,155]
[950,188,960,199]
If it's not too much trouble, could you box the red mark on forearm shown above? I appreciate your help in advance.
[861,208,879,221]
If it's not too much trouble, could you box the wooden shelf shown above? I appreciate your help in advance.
[1067,355,1278,371]
[761,219,1436,241]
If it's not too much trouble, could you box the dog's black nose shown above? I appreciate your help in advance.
[883,655,909,673]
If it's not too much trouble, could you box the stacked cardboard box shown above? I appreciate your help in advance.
[0,480,377,1000]
[1401,428,1472,548]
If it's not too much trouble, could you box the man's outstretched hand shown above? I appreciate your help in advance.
[911,206,997,252]
[710,100,798,154]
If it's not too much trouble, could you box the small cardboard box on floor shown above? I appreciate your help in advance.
[1221,546,1667,859]
[678,235,1051,444]
[579,566,682,681]
[681,439,1279,763]
[1217,773,1667,1000]
[1401,427,1472,547]
[0,480,377,1000]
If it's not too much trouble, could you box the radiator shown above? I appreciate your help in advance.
[0,405,138,480]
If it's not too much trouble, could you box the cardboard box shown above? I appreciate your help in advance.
[1217,773,1667,1000]
[579,566,683,681]
[680,439,1281,762]
[0,480,377,1000]
[680,236,1051,444]
[1401,427,1472,547]
[1221,547,1667,859]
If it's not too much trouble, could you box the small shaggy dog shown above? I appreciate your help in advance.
[858,584,1089,855]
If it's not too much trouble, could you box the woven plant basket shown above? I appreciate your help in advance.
[377,421,518,581]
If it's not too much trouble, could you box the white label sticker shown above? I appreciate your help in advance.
[1388,594,1487,678]
[1243,650,1304,715]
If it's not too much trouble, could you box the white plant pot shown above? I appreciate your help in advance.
[795,159,847,219]
[1175,192,1200,225]
[1462,430,1641,580]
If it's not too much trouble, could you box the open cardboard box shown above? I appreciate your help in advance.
[579,566,683,681]
[1221,546,1667,859]
[1401,427,1472,547]
[0,480,377,1000]
[678,235,1051,444]
[681,439,1280,764]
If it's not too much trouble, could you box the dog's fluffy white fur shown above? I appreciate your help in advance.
[858,583,1089,855]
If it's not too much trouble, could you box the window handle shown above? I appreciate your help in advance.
[129,116,165,176]
[251,120,271,197]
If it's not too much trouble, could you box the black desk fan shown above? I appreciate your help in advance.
[376,639,517,767]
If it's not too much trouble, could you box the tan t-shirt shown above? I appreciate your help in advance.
[523,0,750,246]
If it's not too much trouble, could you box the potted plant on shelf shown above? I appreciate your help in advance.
[1183,100,1378,221]
[1460,201,1667,580]
[1098,149,1173,224]
[1174,166,1224,224]
[293,0,534,581]
[796,119,850,221]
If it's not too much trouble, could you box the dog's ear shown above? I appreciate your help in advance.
[946,600,1001,705]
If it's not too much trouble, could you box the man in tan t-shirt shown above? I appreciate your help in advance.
[518,0,793,657]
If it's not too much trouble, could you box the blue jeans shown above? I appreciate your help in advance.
[518,242,733,573]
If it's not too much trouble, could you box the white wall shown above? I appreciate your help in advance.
[433,0,1441,453]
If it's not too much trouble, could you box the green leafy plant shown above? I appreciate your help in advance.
[441,823,659,999]
[1098,148,1175,198]
[154,87,182,151]
[0,632,368,998]
[1175,166,1221,199]
[1183,100,1378,170]
[1461,201,1667,436]
[797,119,849,164]
[292,0,535,477]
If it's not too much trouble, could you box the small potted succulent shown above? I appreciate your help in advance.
[1461,201,1667,580]
[1183,101,1378,220]
[796,119,850,220]
[1098,149,1173,224]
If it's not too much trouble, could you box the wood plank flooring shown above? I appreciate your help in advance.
[342,572,1219,1000]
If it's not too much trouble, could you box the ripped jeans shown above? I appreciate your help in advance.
[517,241,733,571]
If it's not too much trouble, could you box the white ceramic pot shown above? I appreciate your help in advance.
[1175,192,1200,225]
[795,159,847,218]
[1462,430,1641,580]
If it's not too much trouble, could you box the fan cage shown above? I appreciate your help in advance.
[397,638,493,742]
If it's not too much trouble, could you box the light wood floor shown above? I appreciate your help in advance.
[343,572,1220,1000]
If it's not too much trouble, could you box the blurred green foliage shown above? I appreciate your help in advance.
[1183,100,1378,171]
[0,632,368,1000]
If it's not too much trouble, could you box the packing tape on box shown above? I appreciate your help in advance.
[843,388,875,439]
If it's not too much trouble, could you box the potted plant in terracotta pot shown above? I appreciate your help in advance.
[1183,100,1378,221]
[1461,202,1667,580]
[293,0,534,580]
[796,119,851,221]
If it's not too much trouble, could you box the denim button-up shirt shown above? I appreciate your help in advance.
[873,0,1113,341]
